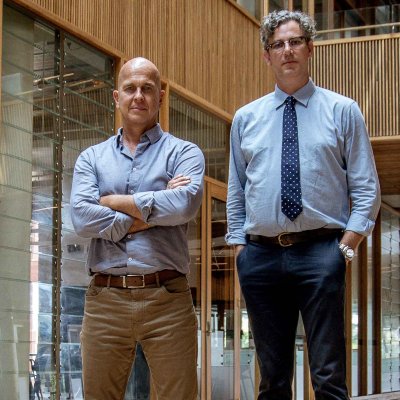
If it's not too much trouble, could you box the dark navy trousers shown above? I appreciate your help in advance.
[237,236,350,400]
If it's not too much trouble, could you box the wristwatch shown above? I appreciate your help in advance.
[339,243,355,261]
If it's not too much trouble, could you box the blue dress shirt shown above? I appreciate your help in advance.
[226,80,380,245]
[71,124,205,275]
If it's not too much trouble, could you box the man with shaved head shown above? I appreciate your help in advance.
[71,57,204,399]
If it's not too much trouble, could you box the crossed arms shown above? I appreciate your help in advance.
[100,174,191,234]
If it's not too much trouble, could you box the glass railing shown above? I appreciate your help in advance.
[315,4,400,40]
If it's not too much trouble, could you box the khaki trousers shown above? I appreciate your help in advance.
[80,276,198,400]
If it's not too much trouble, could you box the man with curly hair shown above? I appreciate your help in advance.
[226,10,380,400]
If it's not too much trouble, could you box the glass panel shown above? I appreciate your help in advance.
[294,322,306,400]
[381,208,400,393]
[1,5,115,400]
[236,0,263,19]
[1,8,54,400]
[63,35,114,144]
[210,197,236,399]
[293,0,307,12]
[351,248,360,396]
[367,235,373,395]
[240,304,256,399]
[60,36,114,400]
[315,1,400,40]
[269,0,288,12]
[169,94,229,183]
[188,211,203,396]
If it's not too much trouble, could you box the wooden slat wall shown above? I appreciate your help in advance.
[311,35,400,137]
[10,0,273,116]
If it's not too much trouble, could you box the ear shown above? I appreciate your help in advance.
[263,50,271,66]
[113,89,120,108]
[307,40,314,59]
[159,89,165,106]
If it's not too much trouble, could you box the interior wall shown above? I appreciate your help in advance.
[10,0,274,115]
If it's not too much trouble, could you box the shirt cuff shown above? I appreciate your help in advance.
[99,211,133,242]
[133,192,154,222]
[225,231,247,246]
[346,212,376,236]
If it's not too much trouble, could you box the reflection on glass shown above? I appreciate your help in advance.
[269,0,288,12]
[169,94,229,183]
[210,198,235,399]
[381,209,400,393]
[236,0,263,19]
[60,35,114,400]
[351,248,359,396]
[1,5,115,399]
[315,2,400,40]
[240,307,256,400]
[295,337,305,400]
[187,210,203,397]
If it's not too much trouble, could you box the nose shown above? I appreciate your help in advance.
[283,41,293,53]
[134,88,144,101]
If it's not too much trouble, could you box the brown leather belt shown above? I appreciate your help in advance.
[248,228,342,247]
[93,270,184,289]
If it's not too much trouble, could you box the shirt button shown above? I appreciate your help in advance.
[133,168,137,172]
[128,257,132,262]
[127,235,132,239]
[130,190,134,194]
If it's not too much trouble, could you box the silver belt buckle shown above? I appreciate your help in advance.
[277,232,293,247]
[122,274,145,288]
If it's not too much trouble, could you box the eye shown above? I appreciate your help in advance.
[289,37,304,47]
[270,41,284,50]
[142,85,154,93]
[124,85,135,93]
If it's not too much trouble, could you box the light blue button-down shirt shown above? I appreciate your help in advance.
[71,124,205,275]
[226,79,380,245]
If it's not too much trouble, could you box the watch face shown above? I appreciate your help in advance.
[346,249,355,259]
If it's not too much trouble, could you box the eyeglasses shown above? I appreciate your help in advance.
[266,36,308,52]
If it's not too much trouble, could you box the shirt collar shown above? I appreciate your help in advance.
[116,123,163,148]
[274,79,316,109]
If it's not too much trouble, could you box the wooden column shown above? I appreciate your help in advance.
[159,80,170,132]
[113,57,124,133]
[304,341,315,400]
[308,0,315,17]
[234,267,241,400]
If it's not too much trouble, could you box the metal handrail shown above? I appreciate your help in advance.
[317,21,400,35]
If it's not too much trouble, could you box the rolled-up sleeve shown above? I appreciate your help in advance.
[345,102,381,235]
[70,150,133,242]
[226,114,248,245]
[133,143,205,226]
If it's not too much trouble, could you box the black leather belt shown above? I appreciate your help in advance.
[248,228,342,247]
[93,270,184,288]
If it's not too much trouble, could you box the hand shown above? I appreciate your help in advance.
[235,245,245,258]
[99,194,140,218]
[340,230,364,252]
[128,219,151,233]
[166,174,191,190]
[99,195,110,207]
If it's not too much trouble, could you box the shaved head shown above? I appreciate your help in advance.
[118,57,161,90]
[113,57,164,136]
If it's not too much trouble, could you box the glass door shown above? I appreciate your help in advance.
[203,178,241,400]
